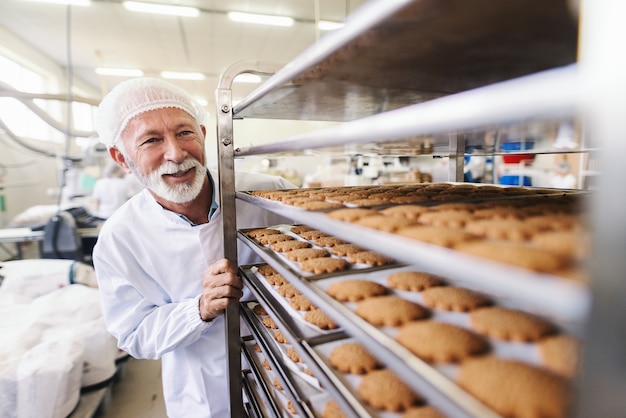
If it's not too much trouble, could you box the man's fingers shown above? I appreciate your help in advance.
[205,258,238,276]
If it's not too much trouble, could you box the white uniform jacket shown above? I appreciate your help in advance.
[92,169,294,417]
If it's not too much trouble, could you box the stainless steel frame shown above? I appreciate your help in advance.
[215,0,625,416]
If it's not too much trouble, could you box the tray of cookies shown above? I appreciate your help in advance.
[312,338,458,418]
[244,300,326,390]
[242,263,346,337]
[242,336,330,417]
[240,225,403,279]
[303,266,580,418]
[242,183,577,212]
[237,189,590,323]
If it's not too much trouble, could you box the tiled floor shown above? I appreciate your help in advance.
[99,358,167,418]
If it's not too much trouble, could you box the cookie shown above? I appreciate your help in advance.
[256,233,295,245]
[433,202,476,212]
[304,308,339,330]
[469,306,555,342]
[532,230,588,261]
[396,320,489,363]
[430,193,467,201]
[464,219,537,241]
[273,377,283,391]
[368,191,401,200]
[348,198,390,207]
[286,247,329,262]
[289,294,316,311]
[296,200,344,210]
[454,241,567,272]
[401,406,446,418]
[266,273,286,286]
[287,347,302,363]
[524,214,580,231]
[330,244,366,256]
[424,183,453,191]
[418,210,470,228]
[538,334,581,378]
[421,286,492,312]
[398,226,478,248]
[291,225,315,234]
[246,228,282,238]
[356,296,429,326]
[257,264,278,277]
[326,279,388,302]
[379,205,430,221]
[262,316,278,329]
[312,236,348,247]
[299,230,331,241]
[270,240,311,252]
[273,330,288,344]
[300,257,349,274]
[457,356,570,418]
[262,358,271,370]
[354,214,415,232]
[449,183,478,193]
[347,250,394,266]
[389,195,431,204]
[252,304,267,316]
[249,189,275,198]
[472,206,523,220]
[277,283,301,298]
[281,196,318,206]
[322,400,347,418]
[328,341,382,374]
[386,271,445,292]
[358,369,424,412]
[286,400,297,414]
[327,208,379,222]
[325,193,368,203]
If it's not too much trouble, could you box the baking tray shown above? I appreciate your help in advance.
[241,307,332,418]
[239,225,404,281]
[236,188,590,323]
[242,261,581,418]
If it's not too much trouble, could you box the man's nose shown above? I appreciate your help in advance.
[163,136,187,162]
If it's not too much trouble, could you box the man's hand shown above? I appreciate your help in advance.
[199,258,243,322]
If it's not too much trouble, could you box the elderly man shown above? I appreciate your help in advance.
[92,78,294,417]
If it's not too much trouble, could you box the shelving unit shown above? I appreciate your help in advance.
[215,0,625,417]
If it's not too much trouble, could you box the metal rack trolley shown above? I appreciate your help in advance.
[215,0,625,416]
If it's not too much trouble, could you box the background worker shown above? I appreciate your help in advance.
[92,161,129,218]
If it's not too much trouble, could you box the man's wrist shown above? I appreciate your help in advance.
[198,296,214,322]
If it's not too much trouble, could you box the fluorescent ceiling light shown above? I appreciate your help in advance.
[234,74,262,84]
[228,11,294,27]
[161,71,205,81]
[22,0,91,5]
[318,20,344,31]
[123,1,200,17]
[95,67,144,77]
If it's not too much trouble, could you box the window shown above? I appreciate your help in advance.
[0,54,96,142]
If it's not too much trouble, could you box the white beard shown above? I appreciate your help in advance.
[130,157,206,204]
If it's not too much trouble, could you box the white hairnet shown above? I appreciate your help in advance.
[95,77,208,147]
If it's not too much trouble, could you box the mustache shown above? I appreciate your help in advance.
[156,158,202,176]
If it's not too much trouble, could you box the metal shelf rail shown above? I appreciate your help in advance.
[215,0,626,416]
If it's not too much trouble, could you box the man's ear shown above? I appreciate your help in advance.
[108,147,131,174]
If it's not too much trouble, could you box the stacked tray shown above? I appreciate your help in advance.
[241,255,580,417]
[238,183,590,322]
